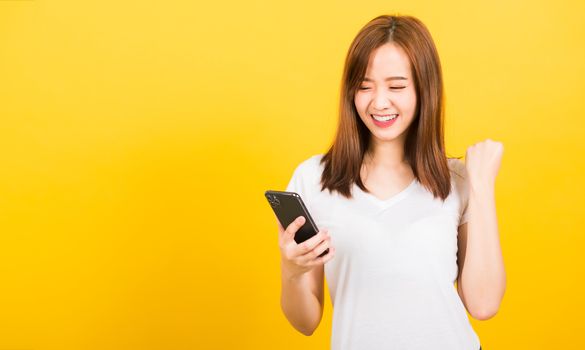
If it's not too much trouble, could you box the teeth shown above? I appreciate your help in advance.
[372,114,398,122]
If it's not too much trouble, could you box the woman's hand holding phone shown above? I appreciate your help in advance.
[276,215,336,280]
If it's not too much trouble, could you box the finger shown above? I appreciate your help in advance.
[283,216,306,241]
[307,246,336,267]
[295,229,329,256]
[298,235,331,264]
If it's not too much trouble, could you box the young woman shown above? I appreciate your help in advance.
[275,15,505,350]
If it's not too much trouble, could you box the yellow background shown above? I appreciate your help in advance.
[1,0,584,349]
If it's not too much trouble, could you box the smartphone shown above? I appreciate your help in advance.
[265,190,329,258]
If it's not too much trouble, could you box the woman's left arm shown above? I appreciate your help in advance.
[456,139,507,321]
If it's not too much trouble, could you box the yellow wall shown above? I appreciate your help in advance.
[1,1,584,349]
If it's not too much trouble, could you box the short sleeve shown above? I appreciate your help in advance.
[285,155,320,213]
[449,158,470,226]
[285,163,306,196]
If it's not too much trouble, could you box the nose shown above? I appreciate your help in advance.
[372,89,391,111]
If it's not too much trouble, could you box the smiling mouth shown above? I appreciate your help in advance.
[371,114,399,121]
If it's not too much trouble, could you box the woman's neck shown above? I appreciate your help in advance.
[364,139,408,170]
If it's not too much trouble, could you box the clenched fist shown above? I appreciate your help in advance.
[465,139,504,188]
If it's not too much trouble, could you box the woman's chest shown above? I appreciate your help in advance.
[311,191,460,277]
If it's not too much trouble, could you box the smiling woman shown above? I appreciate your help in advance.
[321,14,450,201]
[274,14,505,350]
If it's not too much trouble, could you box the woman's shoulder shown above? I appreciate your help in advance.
[446,157,469,202]
[294,153,325,174]
[286,154,326,199]
[447,157,467,178]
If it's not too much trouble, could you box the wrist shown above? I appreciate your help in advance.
[468,178,495,196]
[281,260,305,283]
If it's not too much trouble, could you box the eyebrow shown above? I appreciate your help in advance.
[362,76,408,82]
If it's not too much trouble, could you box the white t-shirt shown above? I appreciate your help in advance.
[285,154,480,350]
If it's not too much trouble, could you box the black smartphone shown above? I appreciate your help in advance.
[265,190,329,258]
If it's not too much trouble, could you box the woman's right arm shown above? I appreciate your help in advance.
[277,215,335,336]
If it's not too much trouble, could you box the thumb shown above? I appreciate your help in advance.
[284,216,305,242]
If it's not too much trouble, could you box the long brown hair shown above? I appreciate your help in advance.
[319,14,452,200]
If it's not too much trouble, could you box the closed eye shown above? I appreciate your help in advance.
[358,86,406,90]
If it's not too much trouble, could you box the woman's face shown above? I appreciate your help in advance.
[354,42,417,146]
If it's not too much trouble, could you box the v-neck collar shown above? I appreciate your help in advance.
[352,178,419,212]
